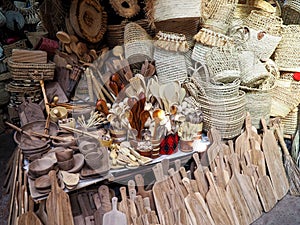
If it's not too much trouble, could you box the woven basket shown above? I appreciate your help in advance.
[3,39,27,57]
[282,0,300,25]
[146,0,201,25]
[206,45,241,83]
[243,27,282,61]
[194,28,233,47]
[238,50,270,87]
[7,58,55,81]
[191,43,212,64]
[154,47,188,84]
[274,25,300,71]
[124,22,153,64]
[244,10,283,36]
[282,106,298,136]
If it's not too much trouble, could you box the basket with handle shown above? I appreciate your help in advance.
[7,58,55,81]
[205,45,241,83]
[124,22,153,64]
[282,0,300,25]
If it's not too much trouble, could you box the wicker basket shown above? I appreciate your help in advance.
[244,27,282,61]
[244,10,283,36]
[124,22,153,64]
[205,45,241,83]
[3,39,27,57]
[191,43,212,64]
[282,0,300,25]
[7,58,55,81]
[154,47,188,84]
[194,28,233,47]
[238,50,270,87]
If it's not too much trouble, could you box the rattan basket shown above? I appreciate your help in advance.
[191,43,212,64]
[124,22,153,64]
[282,0,300,25]
[154,47,188,84]
[7,58,55,81]
[205,45,241,83]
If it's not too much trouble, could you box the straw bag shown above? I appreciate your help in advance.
[238,50,270,87]
[274,25,300,71]
[205,45,240,83]
[243,27,282,61]
[124,22,153,64]
[282,0,300,25]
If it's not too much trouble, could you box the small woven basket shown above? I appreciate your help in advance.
[154,47,188,84]
[282,0,300,25]
[191,43,212,64]
[7,58,55,81]
[124,22,153,64]
[205,45,241,83]
[244,10,283,36]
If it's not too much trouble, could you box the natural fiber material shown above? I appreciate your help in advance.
[7,58,55,81]
[154,47,187,84]
[154,31,189,52]
[191,43,212,64]
[3,40,28,57]
[124,22,153,64]
[282,0,300,25]
[244,27,282,61]
[244,10,283,36]
[206,45,240,83]
[238,50,270,87]
[145,0,201,26]
[109,0,140,18]
[194,28,233,47]
[70,0,107,43]
[282,106,298,136]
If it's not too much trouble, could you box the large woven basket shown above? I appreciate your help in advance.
[274,25,300,71]
[7,58,55,81]
[282,0,300,25]
[124,22,153,64]
[282,106,298,136]
[205,45,241,83]
[154,47,188,84]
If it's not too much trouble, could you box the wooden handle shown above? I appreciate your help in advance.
[205,170,216,188]
[182,177,193,194]
[129,189,136,201]
[48,170,58,191]
[28,196,35,212]
[135,195,145,215]
[168,168,175,176]
[120,187,128,203]
[275,127,290,157]
[228,140,235,155]
[157,163,165,181]
[261,118,268,133]
[228,154,240,175]
[112,197,118,211]
[128,180,136,192]
[152,164,161,182]
[135,174,145,192]
[40,80,50,115]
[179,167,188,178]
[161,158,169,176]
[143,197,151,212]
[175,159,181,171]
[193,153,201,167]
[245,112,252,135]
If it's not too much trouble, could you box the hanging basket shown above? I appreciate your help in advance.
[124,22,153,64]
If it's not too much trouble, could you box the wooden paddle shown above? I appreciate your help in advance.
[118,186,131,225]
[94,185,112,225]
[261,118,289,200]
[192,153,209,197]
[248,137,266,178]
[35,200,47,225]
[182,177,215,225]
[103,197,127,225]
[205,170,235,225]
[135,174,155,210]
[18,196,43,225]
[46,170,74,225]
[229,154,262,223]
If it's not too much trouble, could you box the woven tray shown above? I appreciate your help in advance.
[7,58,55,81]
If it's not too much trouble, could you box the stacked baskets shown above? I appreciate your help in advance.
[282,0,300,25]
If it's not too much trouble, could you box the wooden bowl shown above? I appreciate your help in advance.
[55,148,73,162]
[79,141,98,155]
[57,158,75,171]
[29,158,55,177]
[34,174,51,190]
[84,151,103,170]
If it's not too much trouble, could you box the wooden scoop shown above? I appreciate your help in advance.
[103,197,127,225]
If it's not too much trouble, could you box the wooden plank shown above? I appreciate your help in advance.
[12,49,47,64]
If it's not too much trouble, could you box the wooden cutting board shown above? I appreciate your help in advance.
[118,186,131,225]
[94,185,112,225]
[248,137,266,178]
[205,170,235,225]
[192,153,209,197]
[182,177,215,225]
[135,174,155,210]
[103,197,127,225]
[261,118,289,200]
[229,154,262,223]
[206,128,222,172]
[46,170,74,225]
[226,154,252,225]
[18,196,43,225]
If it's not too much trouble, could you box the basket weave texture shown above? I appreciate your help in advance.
[282,0,300,25]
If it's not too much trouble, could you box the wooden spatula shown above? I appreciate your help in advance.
[192,153,209,197]
[103,197,127,225]
[261,118,289,200]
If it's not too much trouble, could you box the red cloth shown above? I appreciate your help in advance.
[293,72,300,81]
[159,133,179,155]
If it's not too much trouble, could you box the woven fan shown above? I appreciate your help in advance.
[109,0,140,18]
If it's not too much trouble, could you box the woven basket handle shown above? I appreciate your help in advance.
[187,61,210,82]
[29,70,44,80]
[228,25,250,47]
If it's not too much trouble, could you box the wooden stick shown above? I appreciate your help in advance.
[40,80,50,115]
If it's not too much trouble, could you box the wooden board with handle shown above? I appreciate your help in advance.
[46,170,74,225]
[103,197,127,225]
[205,170,235,225]
[94,185,112,225]
[135,174,155,210]
[118,186,131,225]
[192,153,209,197]
[182,177,215,225]
[18,196,43,225]
[261,118,289,200]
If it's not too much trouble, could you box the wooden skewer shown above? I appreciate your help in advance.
[40,79,50,115]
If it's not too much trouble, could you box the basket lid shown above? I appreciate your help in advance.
[109,0,140,18]
[70,0,107,43]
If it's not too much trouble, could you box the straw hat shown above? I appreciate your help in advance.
[70,0,107,43]
[109,0,140,18]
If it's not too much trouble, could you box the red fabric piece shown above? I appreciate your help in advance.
[160,133,179,155]
[293,72,300,81]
